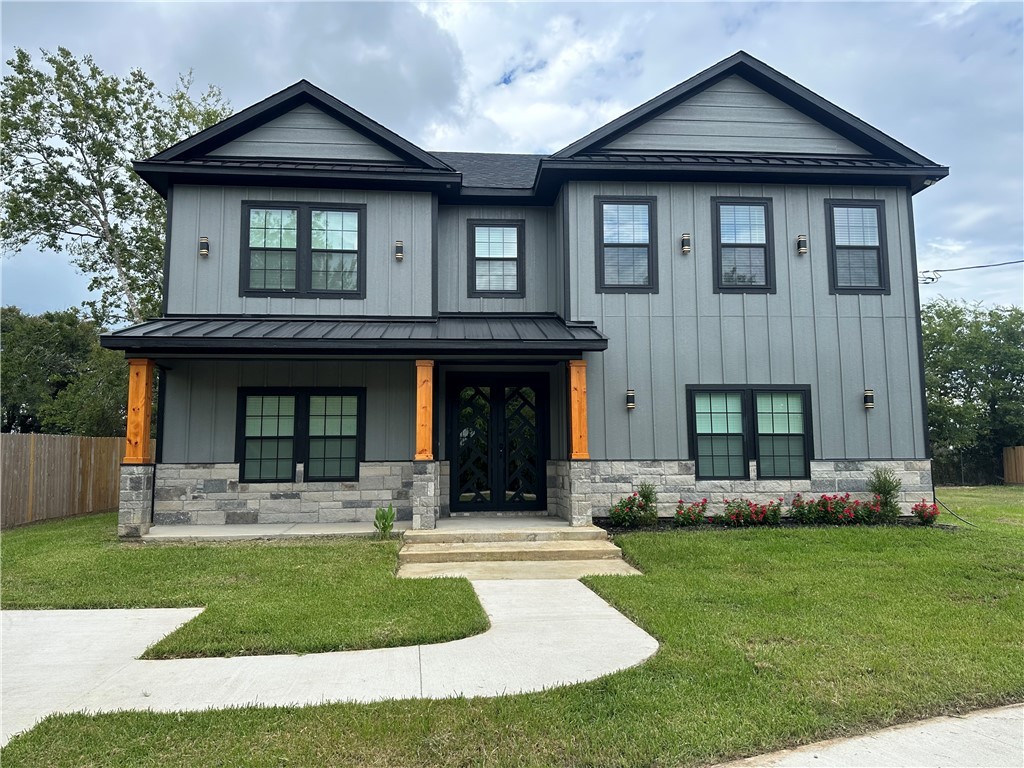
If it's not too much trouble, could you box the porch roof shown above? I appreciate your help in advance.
[100,314,608,356]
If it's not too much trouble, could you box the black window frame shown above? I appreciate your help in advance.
[594,196,659,294]
[467,218,526,298]
[235,387,366,483]
[825,199,890,295]
[712,197,777,294]
[239,202,368,299]
[686,385,812,480]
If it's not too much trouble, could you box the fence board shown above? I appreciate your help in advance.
[0,435,155,529]
[1005,446,1024,485]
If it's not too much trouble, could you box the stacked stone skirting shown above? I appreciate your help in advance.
[118,464,155,538]
[150,462,416,527]
[570,459,933,519]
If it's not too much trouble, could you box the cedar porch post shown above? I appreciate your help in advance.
[415,359,434,460]
[123,358,155,464]
[568,359,590,460]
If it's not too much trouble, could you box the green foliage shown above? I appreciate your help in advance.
[788,493,884,525]
[922,298,1024,484]
[674,498,708,526]
[636,482,658,521]
[912,500,940,525]
[711,497,783,527]
[867,467,902,524]
[1,47,231,324]
[609,491,651,528]
[374,504,396,539]
[0,305,128,435]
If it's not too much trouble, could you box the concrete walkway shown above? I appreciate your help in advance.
[0,579,658,746]
[716,703,1024,768]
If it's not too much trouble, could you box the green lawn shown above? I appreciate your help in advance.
[3,486,1022,767]
[0,514,488,658]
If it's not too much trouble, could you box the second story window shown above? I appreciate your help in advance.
[713,198,776,293]
[241,202,366,298]
[826,200,889,294]
[468,219,525,298]
[596,197,658,293]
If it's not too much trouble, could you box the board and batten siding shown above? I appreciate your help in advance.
[207,104,402,162]
[161,360,415,464]
[601,76,869,156]
[166,185,433,316]
[437,206,560,314]
[565,180,925,463]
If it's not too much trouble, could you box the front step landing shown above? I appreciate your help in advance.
[399,539,623,564]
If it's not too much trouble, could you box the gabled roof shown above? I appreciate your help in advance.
[149,80,453,171]
[553,51,941,168]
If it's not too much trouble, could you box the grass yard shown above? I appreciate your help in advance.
[3,486,1023,767]
[0,514,488,658]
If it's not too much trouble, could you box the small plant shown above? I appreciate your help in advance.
[912,499,940,525]
[373,504,395,539]
[636,482,658,525]
[675,498,708,526]
[609,492,651,528]
[712,498,782,527]
[868,467,902,524]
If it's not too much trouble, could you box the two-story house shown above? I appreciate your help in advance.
[103,51,947,537]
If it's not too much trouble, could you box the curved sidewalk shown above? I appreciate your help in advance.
[1,579,658,746]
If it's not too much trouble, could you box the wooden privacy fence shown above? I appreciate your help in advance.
[1005,446,1024,485]
[0,435,153,530]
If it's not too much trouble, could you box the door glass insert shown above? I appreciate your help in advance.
[455,386,491,504]
[504,386,539,503]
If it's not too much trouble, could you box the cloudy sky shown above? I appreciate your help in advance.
[2,0,1022,314]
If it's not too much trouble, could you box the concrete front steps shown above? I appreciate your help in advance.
[397,519,640,579]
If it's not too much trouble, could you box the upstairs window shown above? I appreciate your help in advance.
[241,203,366,298]
[826,200,889,294]
[713,198,776,293]
[596,197,658,293]
[468,220,525,298]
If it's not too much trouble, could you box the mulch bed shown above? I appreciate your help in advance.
[592,517,957,536]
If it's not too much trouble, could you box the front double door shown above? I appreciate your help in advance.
[448,374,548,512]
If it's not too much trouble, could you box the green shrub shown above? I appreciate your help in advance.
[609,492,653,528]
[868,467,902,524]
[912,499,940,525]
[636,482,658,524]
[711,498,782,527]
[675,498,708,526]
[373,504,395,539]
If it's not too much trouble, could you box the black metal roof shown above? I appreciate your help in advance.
[100,315,608,356]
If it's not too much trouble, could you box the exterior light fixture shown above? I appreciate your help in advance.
[626,389,636,410]
[797,234,808,255]
[394,240,404,261]
[680,233,691,255]
[863,389,875,409]
[199,236,210,259]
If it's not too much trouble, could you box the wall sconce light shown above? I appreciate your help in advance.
[626,388,636,411]
[680,233,691,255]
[394,240,405,261]
[863,389,875,409]
[796,234,808,256]
[198,236,210,259]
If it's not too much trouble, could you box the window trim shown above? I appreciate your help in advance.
[466,218,526,299]
[235,387,366,483]
[711,197,777,294]
[686,385,812,480]
[594,196,659,294]
[239,201,368,299]
[825,199,890,295]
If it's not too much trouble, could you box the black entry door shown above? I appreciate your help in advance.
[448,375,547,512]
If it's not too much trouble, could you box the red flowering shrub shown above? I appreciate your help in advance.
[912,499,940,525]
[711,497,782,527]
[609,492,649,528]
[675,498,708,526]
[789,493,883,525]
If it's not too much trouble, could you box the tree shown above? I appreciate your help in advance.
[921,298,1024,484]
[1,48,231,325]
[0,306,128,436]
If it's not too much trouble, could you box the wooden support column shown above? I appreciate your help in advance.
[123,358,155,464]
[415,360,434,460]
[568,359,590,460]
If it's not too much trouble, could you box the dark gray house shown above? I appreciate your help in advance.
[104,52,947,537]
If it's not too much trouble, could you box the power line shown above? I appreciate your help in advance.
[918,259,1024,284]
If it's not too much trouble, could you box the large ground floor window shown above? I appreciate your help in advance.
[687,386,812,480]
[236,388,365,482]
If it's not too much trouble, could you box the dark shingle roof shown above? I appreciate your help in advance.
[101,315,607,355]
[432,152,544,189]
